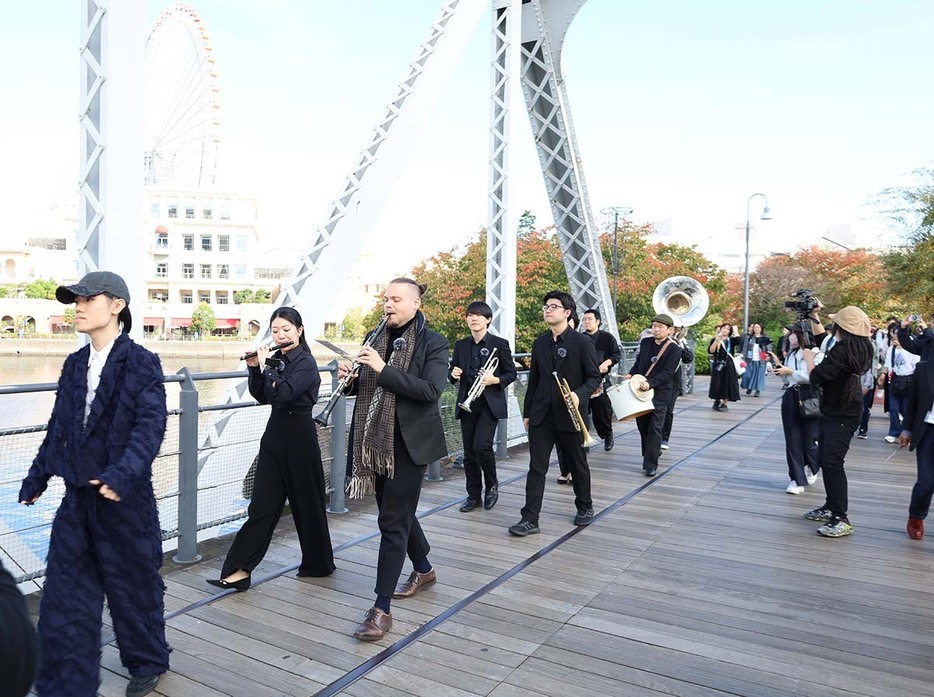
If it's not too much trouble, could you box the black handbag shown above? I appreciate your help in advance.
[795,384,821,419]
[890,373,913,397]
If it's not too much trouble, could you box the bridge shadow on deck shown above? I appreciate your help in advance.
[87,379,934,696]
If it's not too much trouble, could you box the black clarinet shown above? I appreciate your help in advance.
[314,315,390,427]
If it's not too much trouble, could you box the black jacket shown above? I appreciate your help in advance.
[350,313,450,465]
[809,341,870,421]
[449,332,517,419]
[523,326,600,430]
[898,326,934,363]
[904,360,934,451]
[628,336,683,402]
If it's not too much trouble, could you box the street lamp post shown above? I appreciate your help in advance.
[743,193,772,332]
[600,206,633,316]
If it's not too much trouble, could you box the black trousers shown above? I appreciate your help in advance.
[223,411,335,578]
[523,410,592,523]
[588,392,614,440]
[662,381,679,441]
[636,400,667,471]
[817,416,859,517]
[780,388,820,485]
[858,387,874,433]
[459,402,499,500]
[374,443,431,597]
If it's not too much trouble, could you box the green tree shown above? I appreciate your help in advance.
[24,278,58,299]
[233,289,254,304]
[341,308,366,341]
[63,307,76,325]
[875,168,934,310]
[253,288,271,303]
[191,302,216,336]
[0,285,13,298]
[517,210,537,236]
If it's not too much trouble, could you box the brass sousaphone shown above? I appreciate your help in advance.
[651,276,709,329]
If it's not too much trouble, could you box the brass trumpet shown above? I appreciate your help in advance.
[553,371,596,448]
[457,348,499,413]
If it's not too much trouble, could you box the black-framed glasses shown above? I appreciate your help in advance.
[542,304,565,312]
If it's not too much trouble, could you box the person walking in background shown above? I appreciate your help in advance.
[881,325,919,444]
[778,325,793,390]
[743,323,771,398]
[708,323,740,411]
[450,301,517,512]
[581,308,622,451]
[339,278,449,641]
[660,323,694,450]
[207,307,335,592]
[774,323,823,494]
[18,271,170,697]
[803,306,874,538]
[899,359,934,540]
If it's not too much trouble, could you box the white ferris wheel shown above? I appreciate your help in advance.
[144,3,220,188]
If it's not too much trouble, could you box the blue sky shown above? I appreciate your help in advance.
[2,0,932,273]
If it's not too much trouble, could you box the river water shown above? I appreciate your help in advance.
[1,355,238,430]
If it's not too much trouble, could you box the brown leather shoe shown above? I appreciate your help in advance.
[392,569,437,599]
[352,607,392,641]
[908,517,924,540]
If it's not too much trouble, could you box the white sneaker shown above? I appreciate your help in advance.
[805,468,818,485]
[786,481,805,495]
[884,435,897,444]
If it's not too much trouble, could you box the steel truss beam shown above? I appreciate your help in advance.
[517,0,618,338]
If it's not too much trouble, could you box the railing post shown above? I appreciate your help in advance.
[425,459,443,481]
[173,368,202,564]
[495,420,508,459]
[326,360,348,514]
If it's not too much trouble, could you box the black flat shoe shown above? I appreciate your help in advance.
[207,575,250,591]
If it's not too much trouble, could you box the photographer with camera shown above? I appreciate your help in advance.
[897,313,934,362]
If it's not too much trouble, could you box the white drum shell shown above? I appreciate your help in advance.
[606,381,655,421]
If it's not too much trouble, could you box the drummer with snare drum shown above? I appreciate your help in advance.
[623,314,683,477]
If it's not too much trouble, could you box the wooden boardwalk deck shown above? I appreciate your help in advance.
[57,381,934,695]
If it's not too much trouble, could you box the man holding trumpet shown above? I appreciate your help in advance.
[450,301,517,512]
[509,290,601,536]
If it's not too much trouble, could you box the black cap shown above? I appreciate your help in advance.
[56,271,130,305]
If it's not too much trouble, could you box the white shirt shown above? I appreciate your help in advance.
[884,345,919,377]
[786,348,823,386]
[85,337,116,425]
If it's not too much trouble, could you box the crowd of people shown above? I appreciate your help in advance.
[11,272,934,695]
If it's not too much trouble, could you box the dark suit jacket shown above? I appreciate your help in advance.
[19,332,168,501]
[351,312,450,465]
[904,360,934,451]
[450,332,517,419]
[523,326,600,431]
[899,326,934,363]
[628,336,682,403]
[586,329,621,386]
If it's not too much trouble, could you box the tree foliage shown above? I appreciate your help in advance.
[191,302,216,335]
[24,279,58,300]
[875,169,934,311]
[746,247,888,334]
[233,288,272,304]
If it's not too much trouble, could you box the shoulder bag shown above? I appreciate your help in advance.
[795,383,821,419]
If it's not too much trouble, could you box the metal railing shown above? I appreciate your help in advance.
[1,339,679,584]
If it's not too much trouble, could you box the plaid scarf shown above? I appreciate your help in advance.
[346,312,421,499]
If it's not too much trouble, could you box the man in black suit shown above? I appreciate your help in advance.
[509,290,601,536]
[625,314,683,476]
[660,323,695,450]
[340,277,450,641]
[450,301,517,512]
[581,308,622,451]
[899,359,934,540]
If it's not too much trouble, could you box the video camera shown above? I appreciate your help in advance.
[784,289,818,349]
[784,288,819,320]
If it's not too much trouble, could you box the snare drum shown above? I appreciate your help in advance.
[606,381,656,421]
